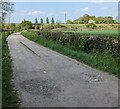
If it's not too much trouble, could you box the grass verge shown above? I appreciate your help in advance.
[22,31,119,78]
[2,32,19,107]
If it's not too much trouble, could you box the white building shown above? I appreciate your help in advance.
[88,19,95,24]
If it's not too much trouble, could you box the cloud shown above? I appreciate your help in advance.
[82,7,89,11]
[28,11,45,15]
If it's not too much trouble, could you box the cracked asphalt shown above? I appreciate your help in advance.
[7,33,118,107]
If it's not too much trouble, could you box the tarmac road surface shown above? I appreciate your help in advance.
[7,33,118,107]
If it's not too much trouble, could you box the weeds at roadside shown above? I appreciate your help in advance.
[2,32,20,107]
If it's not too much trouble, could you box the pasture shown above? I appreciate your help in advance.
[62,30,118,38]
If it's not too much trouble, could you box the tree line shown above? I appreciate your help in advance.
[34,17,55,25]
[66,14,117,24]
[1,0,118,32]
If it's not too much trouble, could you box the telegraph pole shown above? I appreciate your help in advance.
[65,11,67,24]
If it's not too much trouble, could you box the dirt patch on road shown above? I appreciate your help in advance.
[20,77,62,97]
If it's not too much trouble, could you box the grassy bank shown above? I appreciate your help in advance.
[22,31,119,78]
[2,32,19,107]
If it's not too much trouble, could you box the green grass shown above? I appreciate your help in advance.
[2,32,19,107]
[62,30,118,38]
[62,24,86,27]
[22,31,119,78]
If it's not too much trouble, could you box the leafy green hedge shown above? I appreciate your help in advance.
[32,30,118,57]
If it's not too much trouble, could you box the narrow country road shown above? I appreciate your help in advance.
[7,33,118,107]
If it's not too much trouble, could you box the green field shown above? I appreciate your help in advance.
[62,24,86,27]
[62,30,118,38]
[42,24,118,38]
[61,24,118,28]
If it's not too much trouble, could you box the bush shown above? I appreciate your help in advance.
[20,20,32,30]
[35,25,40,30]
[86,23,97,29]
[42,24,66,31]
[35,30,118,57]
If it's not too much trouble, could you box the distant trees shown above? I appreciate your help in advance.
[52,17,54,24]
[73,19,79,24]
[81,14,90,24]
[66,20,73,24]
[46,17,49,24]
[2,23,17,31]
[40,18,43,24]
[10,23,16,30]
[34,18,39,29]
[72,14,117,24]
[106,16,116,24]
[3,24,10,30]
[20,19,32,30]
[35,18,38,25]
[16,24,21,30]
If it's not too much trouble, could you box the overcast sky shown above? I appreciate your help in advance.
[8,1,118,23]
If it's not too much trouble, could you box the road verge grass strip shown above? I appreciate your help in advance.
[2,32,19,107]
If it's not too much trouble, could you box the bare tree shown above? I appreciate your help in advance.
[0,0,14,23]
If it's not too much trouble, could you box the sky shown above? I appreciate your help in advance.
[12,0,119,2]
[8,1,118,23]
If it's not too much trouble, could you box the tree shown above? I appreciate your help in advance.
[0,0,14,23]
[106,16,114,24]
[16,23,21,30]
[46,17,49,24]
[40,18,43,24]
[73,19,79,24]
[52,17,54,24]
[10,23,16,30]
[73,14,91,24]
[20,19,32,30]
[4,24,10,30]
[35,18,38,25]
[66,20,73,24]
